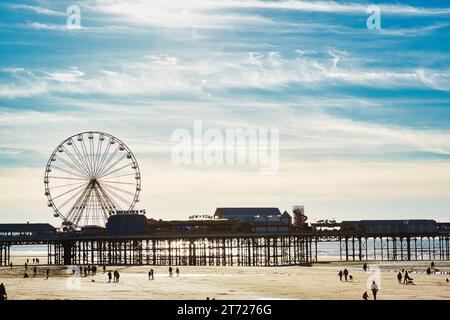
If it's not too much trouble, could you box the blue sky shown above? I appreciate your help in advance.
[0,0,450,224]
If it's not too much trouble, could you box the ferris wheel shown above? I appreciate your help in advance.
[44,131,141,228]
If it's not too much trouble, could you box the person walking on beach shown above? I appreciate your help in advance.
[176,267,180,277]
[397,271,402,284]
[108,271,112,283]
[363,263,367,272]
[46,269,50,280]
[338,270,343,281]
[343,268,349,281]
[33,258,35,264]
[362,291,369,300]
[0,283,7,300]
[103,265,106,273]
[169,266,173,277]
[113,270,120,283]
[403,271,410,284]
[9,262,12,269]
[25,262,28,271]
[150,269,154,280]
[33,266,37,278]
[371,281,379,300]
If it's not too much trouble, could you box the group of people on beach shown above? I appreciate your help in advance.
[362,281,379,301]
[21,262,50,280]
[169,266,180,277]
[338,268,351,281]
[397,269,414,285]
[146,267,180,280]
[107,270,121,283]
[77,265,97,277]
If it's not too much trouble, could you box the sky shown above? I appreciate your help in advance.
[0,0,450,224]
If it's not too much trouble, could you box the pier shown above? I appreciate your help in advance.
[1,228,449,266]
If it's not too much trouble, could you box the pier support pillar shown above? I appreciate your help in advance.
[63,241,73,265]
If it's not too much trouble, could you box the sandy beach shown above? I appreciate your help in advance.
[1,255,449,300]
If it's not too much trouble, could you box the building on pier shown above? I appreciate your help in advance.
[0,223,56,237]
[214,207,282,223]
[341,220,437,234]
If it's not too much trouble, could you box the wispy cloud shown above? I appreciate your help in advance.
[5,3,67,16]
[89,0,450,25]
[1,51,449,100]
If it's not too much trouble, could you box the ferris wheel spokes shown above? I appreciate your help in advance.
[44,131,141,228]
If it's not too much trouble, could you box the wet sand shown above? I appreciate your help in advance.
[1,258,449,300]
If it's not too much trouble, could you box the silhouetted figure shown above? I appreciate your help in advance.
[397,272,402,284]
[150,269,154,280]
[9,262,12,269]
[46,269,49,280]
[33,258,35,264]
[176,267,180,277]
[103,265,106,273]
[25,262,28,271]
[362,291,369,300]
[84,267,87,278]
[338,270,343,281]
[113,270,120,283]
[33,266,37,278]
[27,259,29,264]
[446,278,449,283]
[403,271,411,284]
[0,283,7,300]
[371,281,378,300]
[363,263,367,272]
[343,268,349,281]
[36,258,39,264]
[169,266,173,277]
[93,266,97,275]
[431,261,435,269]
[23,272,29,278]
[108,271,112,283]
[349,275,353,281]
